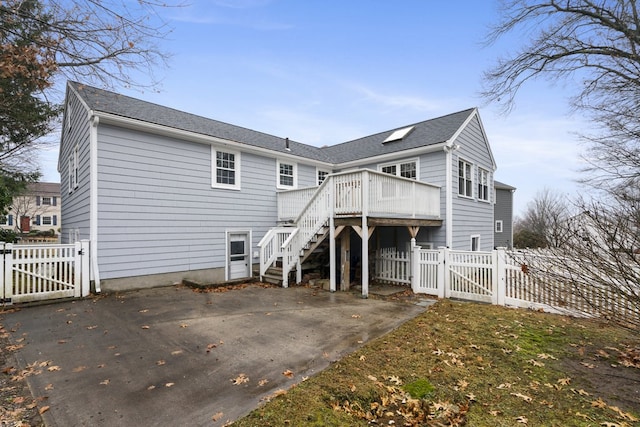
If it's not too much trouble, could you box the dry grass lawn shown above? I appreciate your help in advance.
[232,299,640,426]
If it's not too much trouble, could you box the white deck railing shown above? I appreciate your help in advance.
[263,170,441,287]
[277,169,441,221]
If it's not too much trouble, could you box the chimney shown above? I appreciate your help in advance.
[285,137,290,151]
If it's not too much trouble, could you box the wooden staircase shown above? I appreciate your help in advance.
[258,226,330,286]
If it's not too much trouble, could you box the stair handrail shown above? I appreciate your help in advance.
[258,227,294,279]
[281,175,335,286]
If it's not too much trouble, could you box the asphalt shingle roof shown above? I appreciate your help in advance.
[69,82,476,165]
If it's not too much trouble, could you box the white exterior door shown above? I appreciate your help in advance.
[228,232,250,280]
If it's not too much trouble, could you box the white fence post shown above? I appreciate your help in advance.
[81,240,91,296]
[0,243,4,301]
[437,247,448,298]
[491,249,505,306]
[495,248,507,306]
[73,242,82,297]
[4,243,12,301]
[411,239,419,292]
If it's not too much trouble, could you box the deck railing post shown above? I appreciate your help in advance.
[361,171,369,298]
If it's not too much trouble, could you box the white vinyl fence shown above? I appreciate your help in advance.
[374,246,639,321]
[0,241,91,304]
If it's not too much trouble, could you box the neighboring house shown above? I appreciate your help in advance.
[494,181,516,249]
[59,81,505,293]
[0,182,61,235]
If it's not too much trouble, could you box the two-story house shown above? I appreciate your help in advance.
[0,182,61,236]
[59,82,502,294]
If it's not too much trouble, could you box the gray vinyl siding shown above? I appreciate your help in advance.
[494,187,514,248]
[96,125,279,279]
[60,91,91,244]
[419,151,447,247]
[451,115,494,251]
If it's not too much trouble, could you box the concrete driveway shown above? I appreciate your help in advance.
[5,284,428,426]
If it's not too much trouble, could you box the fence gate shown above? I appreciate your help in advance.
[446,251,495,303]
[0,241,90,304]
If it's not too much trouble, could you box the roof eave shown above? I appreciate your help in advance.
[94,111,335,167]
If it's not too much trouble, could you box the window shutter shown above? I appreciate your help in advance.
[8,215,13,226]
[53,196,57,206]
[36,215,41,226]
[53,215,57,226]
[36,196,41,206]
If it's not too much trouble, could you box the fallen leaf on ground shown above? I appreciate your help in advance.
[44,383,53,391]
[510,392,532,403]
[591,398,607,408]
[72,366,87,372]
[261,389,287,401]
[141,325,150,329]
[231,373,249,385]
[100,379,110,385]
[156,360,165,366]
[283,369,294,378]
[258,379,269,386]
[39,406,50,415]
[47,366,61,372]
[165,382,174,387]
[212,412,224,422]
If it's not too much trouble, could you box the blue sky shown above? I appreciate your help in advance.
[40,0,589,216]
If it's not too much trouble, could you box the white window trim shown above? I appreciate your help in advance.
[316,168,331,186]
[68,146,79,193]
[377,157,420,180]
[73,145,79,189]
[211,147,241,190]
[495,220,503,233]
[470,234,481,251]
[276,159,297,190]
[458,158,474,199]
[478,168,490,203]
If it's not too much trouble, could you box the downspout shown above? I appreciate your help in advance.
[90,115,101,292]
[443,143,460,248]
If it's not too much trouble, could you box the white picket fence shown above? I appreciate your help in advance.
[374,246,640,320]
[0,241,91,303]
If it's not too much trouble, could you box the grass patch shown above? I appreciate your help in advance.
[232,299,640,426]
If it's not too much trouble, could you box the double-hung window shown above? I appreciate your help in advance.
[317,169,329,185]
[458,160,473,198]
[212,148,241,190]
[478,168,490,202]
[68,145,79,193]
[379,159,418,180]
[277,160,297,189]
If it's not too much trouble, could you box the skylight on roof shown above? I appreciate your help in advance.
[383,125,414,143]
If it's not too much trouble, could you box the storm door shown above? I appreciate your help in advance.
[228,232,250,280]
